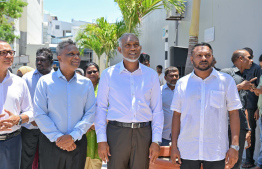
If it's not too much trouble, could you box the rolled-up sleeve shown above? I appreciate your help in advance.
[226,77,242,111]
[34,79,63,142]
[95,71,109,143]
[150,74,164,142]
[70,81,96,141]
[20,81,34,123]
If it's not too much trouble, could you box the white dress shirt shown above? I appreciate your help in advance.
[171,69,242,161]
[95,61,164,143]
[34,69,96,142]
[161,84,174,140]
[22,69,53,130]
[0,71,34,134]
[158,73,166,86]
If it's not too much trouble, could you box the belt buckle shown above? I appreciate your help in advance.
[131,123,134,128]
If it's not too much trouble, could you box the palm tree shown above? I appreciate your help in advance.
[76,17,126,68]
[76,24,105,68]
[184,0,201,75]
[115,0,186,33]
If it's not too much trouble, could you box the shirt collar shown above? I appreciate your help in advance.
[190,68,218,79]
[163,83,169,89]
[34,69,54,76]
[232,66,240,73]
[119,60,142,74]
[56,68,77,81]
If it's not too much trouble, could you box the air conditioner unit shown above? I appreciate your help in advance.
[166,4,186,21]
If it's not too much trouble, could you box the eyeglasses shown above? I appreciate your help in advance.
[86,70,98,75]
[0,50,15,57]
[247,55,253,60]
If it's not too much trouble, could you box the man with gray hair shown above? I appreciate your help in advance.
[160,66,179,146]
[95,33,163,169]
[34,39,96,169]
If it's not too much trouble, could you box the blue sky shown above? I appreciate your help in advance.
[44,0,123,23]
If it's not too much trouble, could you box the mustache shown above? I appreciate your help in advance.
[199,61,208,64]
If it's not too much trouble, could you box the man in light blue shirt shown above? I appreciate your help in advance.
[34,39,96,169]
[21,48,53,169]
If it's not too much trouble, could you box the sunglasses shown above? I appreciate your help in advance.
[86,70,98,75]
[0,50,15,57]
[247,55,253,60]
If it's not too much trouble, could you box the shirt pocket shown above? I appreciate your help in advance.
[210,90,225,108]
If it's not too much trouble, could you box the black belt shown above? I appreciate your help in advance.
[0,129,21,141]
[109,121,151,128]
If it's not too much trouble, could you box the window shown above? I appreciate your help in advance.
[55,25,60,29]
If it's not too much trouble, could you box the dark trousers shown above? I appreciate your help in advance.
[0,134,22,169]
[38,133,87,169]
[228,129,247,169]
[160,138,171,146]
[107,123,152,169]
[21,127,41,169]
[246,108,257,164]
[180,159,225,169]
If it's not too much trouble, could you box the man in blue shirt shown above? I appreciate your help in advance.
[21,48,53,169]
[34,39,96,169]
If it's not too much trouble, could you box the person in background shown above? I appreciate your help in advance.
[211,57,221,71]
[33,39,96,169]
[171,42,241,169]
[76,68,84,76]
[20,48,53,169]
[221,49,254,169]
[84,62,102,169]
[139,53,150,67]
[96,33,163,169]
[259,54,262,69]
[157,65,166,86]
[17,66,34,77]
[160,66,179,146]
[8,67,12,73]
[242,47,262,168]
[0,39,34,169]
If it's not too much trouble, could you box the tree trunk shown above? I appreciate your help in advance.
[97,57,100,68]
[105,55,110,68]
[184,0,201,75]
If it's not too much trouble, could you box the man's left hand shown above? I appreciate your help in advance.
[0,110,20,131]
[56,135,74,149]
[225,148,238,169]
[149,142,160,164]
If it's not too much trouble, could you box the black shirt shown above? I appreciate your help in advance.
[221,67,248,130]
[243,62,262,109]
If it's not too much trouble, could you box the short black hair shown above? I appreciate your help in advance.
[243,47,253,57]
[259,54,262,62]
[191,42,213,56]
[84,62,99,75]
[157,65,163,70]
[139,53,150,63]
[56,39,76,56]
[36,48,53,61]
[164,66,179,76]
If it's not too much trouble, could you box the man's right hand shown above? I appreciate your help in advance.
[98,142,111,163]
[170,146,182,166]
[238,77,257,91]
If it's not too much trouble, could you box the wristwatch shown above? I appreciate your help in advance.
[153,141,161,146]
[230,145,239,151]
[17,115,22,126]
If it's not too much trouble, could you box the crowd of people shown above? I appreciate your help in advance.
[1,32,262,169]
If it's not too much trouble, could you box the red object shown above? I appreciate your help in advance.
[32,146,39,169]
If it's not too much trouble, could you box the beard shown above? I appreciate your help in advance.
[193,60,212,71]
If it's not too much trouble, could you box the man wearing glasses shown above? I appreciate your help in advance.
[20,48,54,169]
[0,40,34,169]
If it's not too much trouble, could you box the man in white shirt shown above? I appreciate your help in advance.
[0,40,34,169]
[20,48,53,169]
[160,66,179,146]
[95,33,163,169]
[157,65,166,85]
[171,42,242,169]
